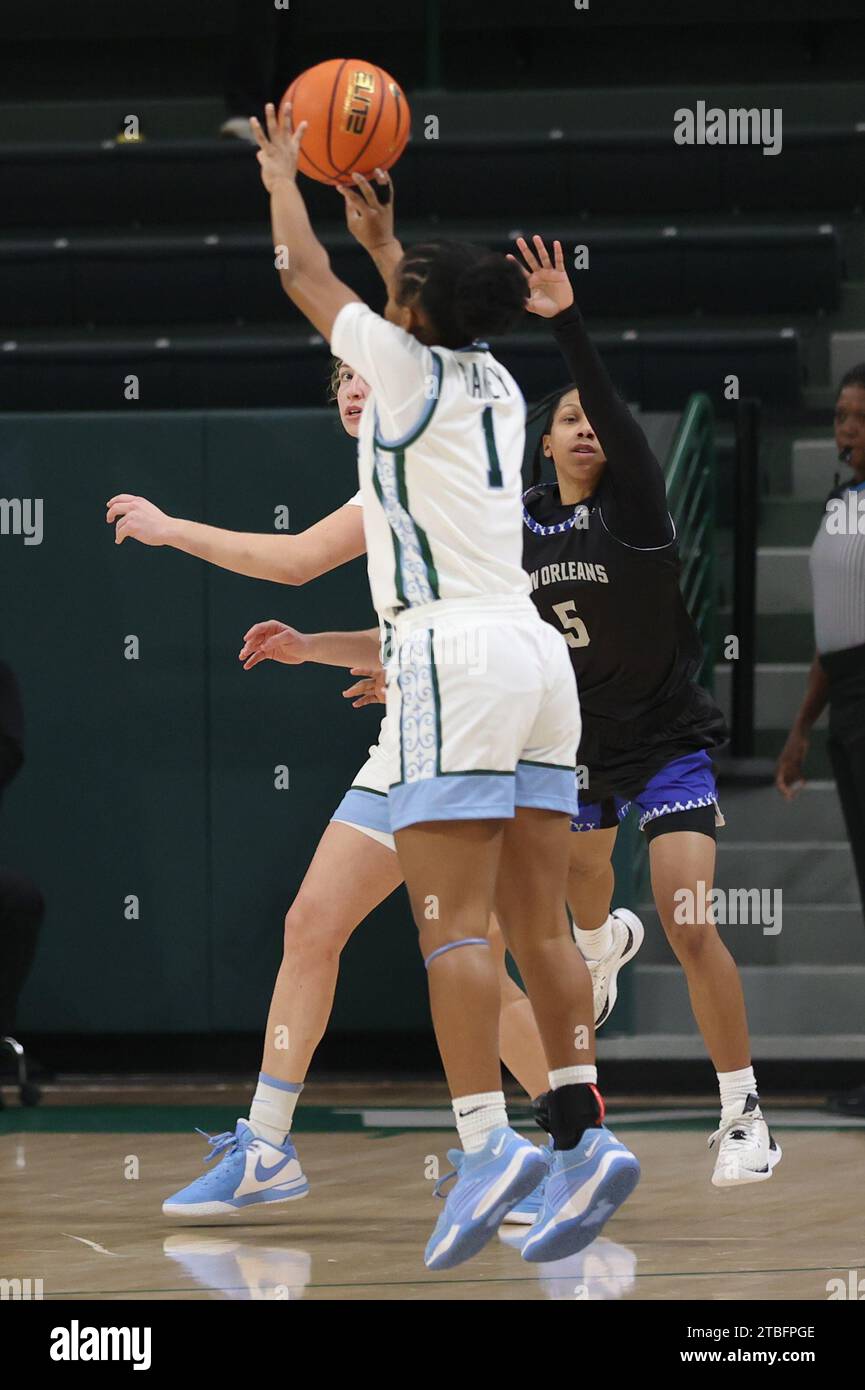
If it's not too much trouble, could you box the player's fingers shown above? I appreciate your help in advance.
[350,171,378,207]
[242,621,279,643]
[261,633,293,654]
[553,239,566,272]
[373,168,393,205]
[279,98,294,136]
[290,120,307,158]
[249,115,269,152]
[339,184,366,214]
[242,652,268,670]
[514,236,539,273]
[533,234,553,268]
[107,494,136,506]
[505,253,531,283]
[264,102,279,143]
[106,502,130,522]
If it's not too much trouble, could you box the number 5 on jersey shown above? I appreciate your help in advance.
[553,599,590,648]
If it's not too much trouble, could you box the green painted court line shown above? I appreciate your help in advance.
[1,1104,861,1135]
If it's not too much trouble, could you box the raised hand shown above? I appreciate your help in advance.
[239,620,310,670]
[250,100,308,193]
[107,494,177,546]
[337,169,395,251]
[507,236,574,318]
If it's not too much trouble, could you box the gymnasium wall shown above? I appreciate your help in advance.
[0,408,638,1036]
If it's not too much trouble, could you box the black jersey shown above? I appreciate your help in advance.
[523,304,726,788]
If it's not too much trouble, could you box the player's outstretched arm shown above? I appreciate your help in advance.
[512,234,670,549]
[239,621,382,672]
[338,170,404,297]
[252,100,361,343]
[106,495,365,585]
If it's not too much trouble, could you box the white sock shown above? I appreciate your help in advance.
[248,1072,303,1146]
[717,1066,758,1121]
[549,1065,598,1089]
[572,914,615,961]
[453,1091,508,1153]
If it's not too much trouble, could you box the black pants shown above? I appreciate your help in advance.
[0,869,44,1037]
[822,643,865,918]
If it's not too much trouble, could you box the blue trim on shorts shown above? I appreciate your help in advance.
[331,787,392,835]
[389,773,515,831]
[570,797,631,832]
[635,750,718,831]
[570,750,718,834]
[515,762,579,815]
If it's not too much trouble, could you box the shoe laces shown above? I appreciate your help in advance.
[195,1128,242,1163]
[432,1149,464,1200]
[707,1111,762,1153]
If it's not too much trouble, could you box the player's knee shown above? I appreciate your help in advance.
[282,896,351,958]
[417,915,490,962]
[660,916,714,963]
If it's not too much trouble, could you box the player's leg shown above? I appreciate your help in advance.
[566,818,644,1027]
[390,618,567,1267]
[495,808,594,1073]
[567,819,617,934]
[488,915,550,1101]
[639,752,781,1185]
[257,819,404,1100]
[494,805,640,1262]
[397,818,505,1097]
[162,814,402,1218]
[397,814,549,1268]
[494,624,639,1261]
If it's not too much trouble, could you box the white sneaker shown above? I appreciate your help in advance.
[219,116,256,143]
[708,1094,782,1187]
[584,908,644,1028]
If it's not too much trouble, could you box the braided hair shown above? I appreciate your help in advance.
[395,241,526,349]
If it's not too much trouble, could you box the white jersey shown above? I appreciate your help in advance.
[331,302,531,622]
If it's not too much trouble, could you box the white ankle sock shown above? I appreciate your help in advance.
[549,1065,598,1089]
[717,1066,758,1121]
[248,1072,303,1146]
[572,915,615,961]
[453,1091,508,1153]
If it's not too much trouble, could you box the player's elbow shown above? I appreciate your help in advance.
[279,245,331,297]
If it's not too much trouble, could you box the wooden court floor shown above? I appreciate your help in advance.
[2,1084,864,1301]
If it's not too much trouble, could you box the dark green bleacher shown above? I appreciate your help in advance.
[2,126,863,230]
[0,325,802,413]
[0,224,843,329]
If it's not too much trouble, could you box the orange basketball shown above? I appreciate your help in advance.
[283,58,410,186]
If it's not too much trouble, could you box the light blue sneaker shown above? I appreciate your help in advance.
[162,1120,309,1217]
[425,1127,549,1270]
[500,1145,551,1224]
[520,1126,639,1263]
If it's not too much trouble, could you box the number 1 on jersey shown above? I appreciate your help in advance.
[482,406,503,488]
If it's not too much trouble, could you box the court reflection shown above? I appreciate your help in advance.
[163,1234,312,1300]
[499,1228,637,1300]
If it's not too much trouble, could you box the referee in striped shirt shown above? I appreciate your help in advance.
[776,363,865,1117]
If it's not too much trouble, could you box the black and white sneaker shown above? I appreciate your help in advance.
[708,1094,782,1187]
[583,909,644,1029]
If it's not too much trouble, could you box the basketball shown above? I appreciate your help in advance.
[282,58,410,186]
